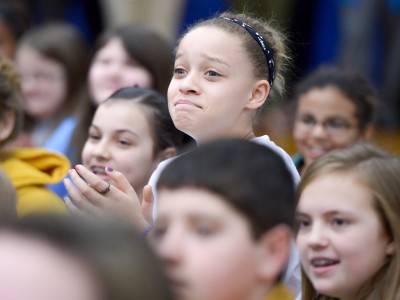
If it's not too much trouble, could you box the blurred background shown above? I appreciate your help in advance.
[1,0,399,154]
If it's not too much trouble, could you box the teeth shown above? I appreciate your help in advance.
[311,258,338,267]
[92,167,106,174]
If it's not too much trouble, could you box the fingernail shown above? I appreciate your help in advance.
[75,164,82,171]
[106,166,113,172]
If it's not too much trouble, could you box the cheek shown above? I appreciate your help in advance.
[81,144,92,165]
[331,134,361,148]
[293,126,307,144]
[114,150,154,179]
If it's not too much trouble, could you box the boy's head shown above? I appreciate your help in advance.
[0,56,23,146]
[153,139,296,300]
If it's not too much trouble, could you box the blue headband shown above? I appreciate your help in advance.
[220,17,275,87]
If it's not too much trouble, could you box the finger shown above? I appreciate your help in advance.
[64,178,93,212]
[141,185,154,224]
[74,164,110,194]
[64,196,88,217]
[65,173,105,209]
[104,166,139,198]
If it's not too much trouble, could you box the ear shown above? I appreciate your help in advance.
[245,79,271,110]
[386,240,395,256]
[255,224,292,283]
[358,124,374,140]
[155,147,177,162]
[0,111,16,142]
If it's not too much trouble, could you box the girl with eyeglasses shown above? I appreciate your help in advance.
[291,65,377,175]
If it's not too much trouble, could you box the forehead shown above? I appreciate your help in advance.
[95,101,151,127]
[297,86,357,118]
[158,187,243,219]
[298,171,374,213]
[177,26,245,60]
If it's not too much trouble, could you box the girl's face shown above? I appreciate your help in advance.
[153,187,273,300]
[293,86,367,169]
[88,38,153,105]
[296,171,394,299]
[0,232,101,300]
[82,101,162,193]
[16,46,67,120]
[168,26,259,143]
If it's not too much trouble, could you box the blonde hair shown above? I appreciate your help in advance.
[0,168,17,223]
[297,142,400,300]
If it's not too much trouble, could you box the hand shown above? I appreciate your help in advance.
[63,165,150,231]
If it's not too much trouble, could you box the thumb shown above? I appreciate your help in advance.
[141,185,154,224]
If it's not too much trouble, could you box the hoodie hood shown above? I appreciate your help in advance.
[1,148,70,189]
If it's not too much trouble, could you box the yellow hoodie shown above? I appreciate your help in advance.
[1,148,69,217]
[264,284,294,300]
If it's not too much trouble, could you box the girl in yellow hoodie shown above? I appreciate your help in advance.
[0,57,68,217]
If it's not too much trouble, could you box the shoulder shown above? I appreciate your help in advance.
[17,186,68,217]
[251,136,300,185]
[264,284,294,300]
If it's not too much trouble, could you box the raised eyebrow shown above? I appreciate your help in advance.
[202,54,231,67]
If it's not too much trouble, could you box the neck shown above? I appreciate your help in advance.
[243,131,256,140]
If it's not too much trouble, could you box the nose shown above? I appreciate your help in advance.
[178,72,200,95]
[306,222,329,249]
[91,140,112,161]
[104,62,122,81]
[156,227,183,265]
[310,123,329,139]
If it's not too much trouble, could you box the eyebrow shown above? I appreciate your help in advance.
[296,210,350,218]
[175,52,231,68]
[90,124,140,138]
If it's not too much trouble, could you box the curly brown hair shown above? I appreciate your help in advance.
[0,56,23,145]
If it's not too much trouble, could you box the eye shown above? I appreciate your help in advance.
[118,139,131,146]
[151,225,167,240]
[331,217,350,228]
[205,70,220,77]
[173,67,186,77]
[88,133,101,141]
[196,226,214,236]
[298,115,316,126]
[296,217,311,230]
[326,118,351,130]
[95,57,111,65]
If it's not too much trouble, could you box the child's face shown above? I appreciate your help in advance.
[296,171,394,299]
[168,26,258,143]
[0,232,101,300]
[152,187,273,300]
[293,86,367,169]
[82,101,160,193]
[88,38,153,105]
[16,46,67,120]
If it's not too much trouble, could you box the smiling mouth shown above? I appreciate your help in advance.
[311,258,340,267]
[91,166,106,175]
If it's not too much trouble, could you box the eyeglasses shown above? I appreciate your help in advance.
[296,114,357,135]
